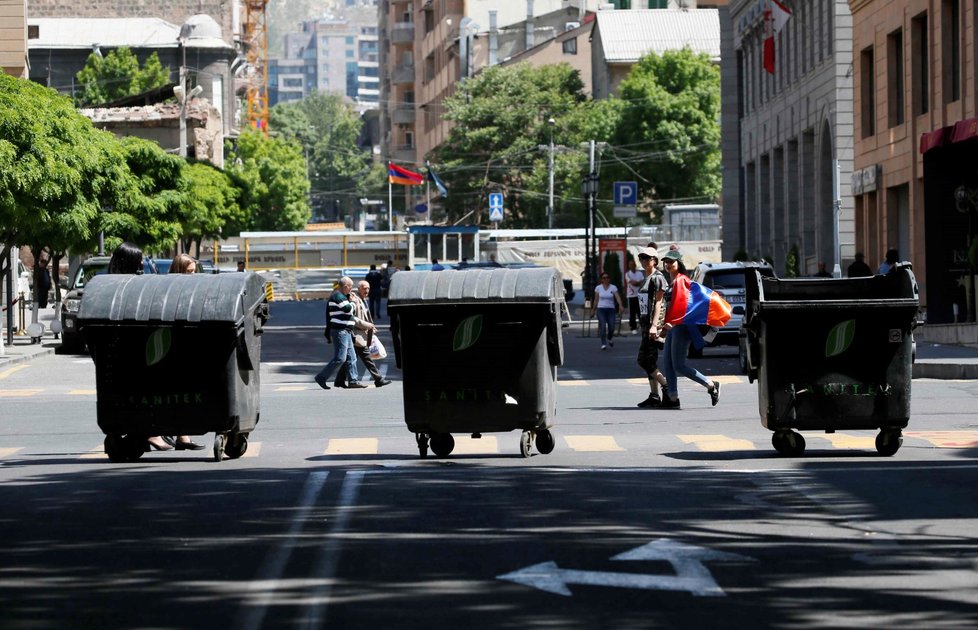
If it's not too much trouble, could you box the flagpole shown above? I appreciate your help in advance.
[426,171,431,225]
[388,167,393,229]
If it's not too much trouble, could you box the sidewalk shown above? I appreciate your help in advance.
[0,305,61,368]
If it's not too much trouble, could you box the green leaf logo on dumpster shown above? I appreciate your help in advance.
[145,328,172,366]
[453,315,483,351]
[825,319,855,358]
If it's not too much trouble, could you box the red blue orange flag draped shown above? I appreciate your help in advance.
[388,162,424,186]
[664,274,733,348]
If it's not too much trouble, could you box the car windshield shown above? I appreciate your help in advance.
[705,271,748,290]
[75,263,109,289]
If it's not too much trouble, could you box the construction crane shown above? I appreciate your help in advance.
[243,0,269,135]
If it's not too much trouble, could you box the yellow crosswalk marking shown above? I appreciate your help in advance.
[557,380,589,387]
[276,386,309,392]
[0,365,30,380]
[714,375,745,385]
[564,435,624,452]
[242,441,261,457]
[67,389,96,395]
[80,445,105,459]
[677,434,755,452]
[325,438,378,455]
[451,435,499,455]
[626,378,648,385]
[0,447,23,458]
[906,430,978,448]
[818,433,877,449]
[0,389,42,397]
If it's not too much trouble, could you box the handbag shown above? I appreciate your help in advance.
[368,335,387,360]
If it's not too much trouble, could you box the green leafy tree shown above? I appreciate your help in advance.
[433,62,602,227]
[226,129,311,232]
[270,92,370,220]
[75,47,171,107]
[179,162,242,256]
[611,48,721,216]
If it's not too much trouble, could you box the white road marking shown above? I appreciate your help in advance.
[239,471,329,630]
[678,434,756,452]
[325,438,378,455]
[564,435,625,452]
[0,447,23,458]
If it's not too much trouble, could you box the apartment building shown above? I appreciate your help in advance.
[850,0,978,324]
[720,0,854,277]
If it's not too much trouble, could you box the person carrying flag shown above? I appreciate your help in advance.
[658,249,729,410]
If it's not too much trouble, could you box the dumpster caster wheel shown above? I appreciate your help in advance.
[430,433,454,457]
[773,430,806,456]
[213,434,226,462]
[416,433,429,458]
[105,434,143,463]
[875,430,903,456]
[520,431,534,458]
[536,429,555,455]
[224,435,248,459]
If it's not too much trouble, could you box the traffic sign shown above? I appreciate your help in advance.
[488,192,504,222]
[613,181,638,206]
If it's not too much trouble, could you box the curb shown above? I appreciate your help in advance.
[0,346,56,369]
[913,362,978,380]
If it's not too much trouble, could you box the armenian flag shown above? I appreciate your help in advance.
[664,274,733,348]
[388,162,424,186]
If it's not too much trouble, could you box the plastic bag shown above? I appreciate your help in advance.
[368,335,387,360]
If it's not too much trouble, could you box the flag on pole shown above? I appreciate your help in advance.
[763,0,792,75]
[426,161,449,198]
[388,162,424,186]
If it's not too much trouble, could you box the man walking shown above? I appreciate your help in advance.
[314,276,367,389]
[365,264,383,318]
[335,280,392,388]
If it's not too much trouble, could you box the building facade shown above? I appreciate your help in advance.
[721,0,855,277]
[849,0,978,324]
[0,0,28,78]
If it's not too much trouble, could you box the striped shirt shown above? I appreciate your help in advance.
[327,290,355,330]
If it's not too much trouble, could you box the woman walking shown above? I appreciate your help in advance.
[658,249,721,409]
[591,272,624,350]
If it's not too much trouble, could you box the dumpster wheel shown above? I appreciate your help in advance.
[213,434,226,462]
[772,430,806,457]
[430,433,455,457]
[520,431,534,458]
[875,430,903,456]
[104,434,144,463]
[224,434,249,459]
[536,429,556,455]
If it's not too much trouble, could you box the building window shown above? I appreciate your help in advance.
[424,7,435,34]
[562,37,577,55]
[942,0,960,103]
[860,46,875,138]
[346,36,354,45]
[911,12,929,116]
[887,28,904,127]
[284,78,303,87]
[424,53,435,82]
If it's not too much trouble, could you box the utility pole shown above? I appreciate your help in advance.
[548,118,555,230]
[582,139,598,299]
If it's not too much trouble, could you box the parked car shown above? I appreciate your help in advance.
[689,261,776,365]
[60,256,158,353]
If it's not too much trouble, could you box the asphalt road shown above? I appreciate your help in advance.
[1,300,977,629]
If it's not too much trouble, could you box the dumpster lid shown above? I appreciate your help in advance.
[77,272,267,324]
[387,268,563,306]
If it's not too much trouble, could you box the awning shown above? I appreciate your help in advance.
[920,116,978,153]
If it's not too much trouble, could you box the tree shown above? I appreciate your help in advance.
[74,47,171,107]
[433,62,601,228]
[610,48,721,217]
[225,129,311,232]
[179,162,242,256]
[270,92,371,221]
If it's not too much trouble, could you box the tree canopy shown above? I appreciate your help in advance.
[226,129,311,232]
[74,46,171,107]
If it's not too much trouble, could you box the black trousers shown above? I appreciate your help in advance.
[336,344,382,384]
[636,316,662,376]
[628,296,640,330]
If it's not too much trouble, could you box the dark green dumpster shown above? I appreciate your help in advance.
[388,267,565,458]
[77,272,269,462]
[742,263,919,456]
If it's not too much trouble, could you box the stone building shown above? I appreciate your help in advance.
[720,0,854,276]
[849,0,978,324]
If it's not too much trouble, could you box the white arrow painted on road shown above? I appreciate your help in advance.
[498,539,755,597]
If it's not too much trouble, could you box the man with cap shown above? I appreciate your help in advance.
[635,247,669,407]
[658,248,721,410]
[847,252,872,278]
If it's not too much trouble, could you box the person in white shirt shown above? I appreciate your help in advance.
[624,257,645,335]
[591,273,624,350]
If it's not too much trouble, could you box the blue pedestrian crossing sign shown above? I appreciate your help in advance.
[488,192,504,222]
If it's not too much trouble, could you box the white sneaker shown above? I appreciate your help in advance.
[601,344,607,350]
[631,329,638,336]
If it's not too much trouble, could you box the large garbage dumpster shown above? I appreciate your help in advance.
[742,263,919,457]
[388,267,565,458]
[77,272,269,462]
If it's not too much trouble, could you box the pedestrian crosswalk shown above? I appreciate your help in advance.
[3,430,978,461]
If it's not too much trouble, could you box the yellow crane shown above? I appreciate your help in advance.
[243,0,269,134]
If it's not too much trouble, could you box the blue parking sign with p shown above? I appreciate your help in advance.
[614,181,638,206]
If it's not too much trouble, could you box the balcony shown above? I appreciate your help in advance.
[392,64,415,85]
[392,105,415,125]
[391,22,415,44]
[394,145,416,162]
